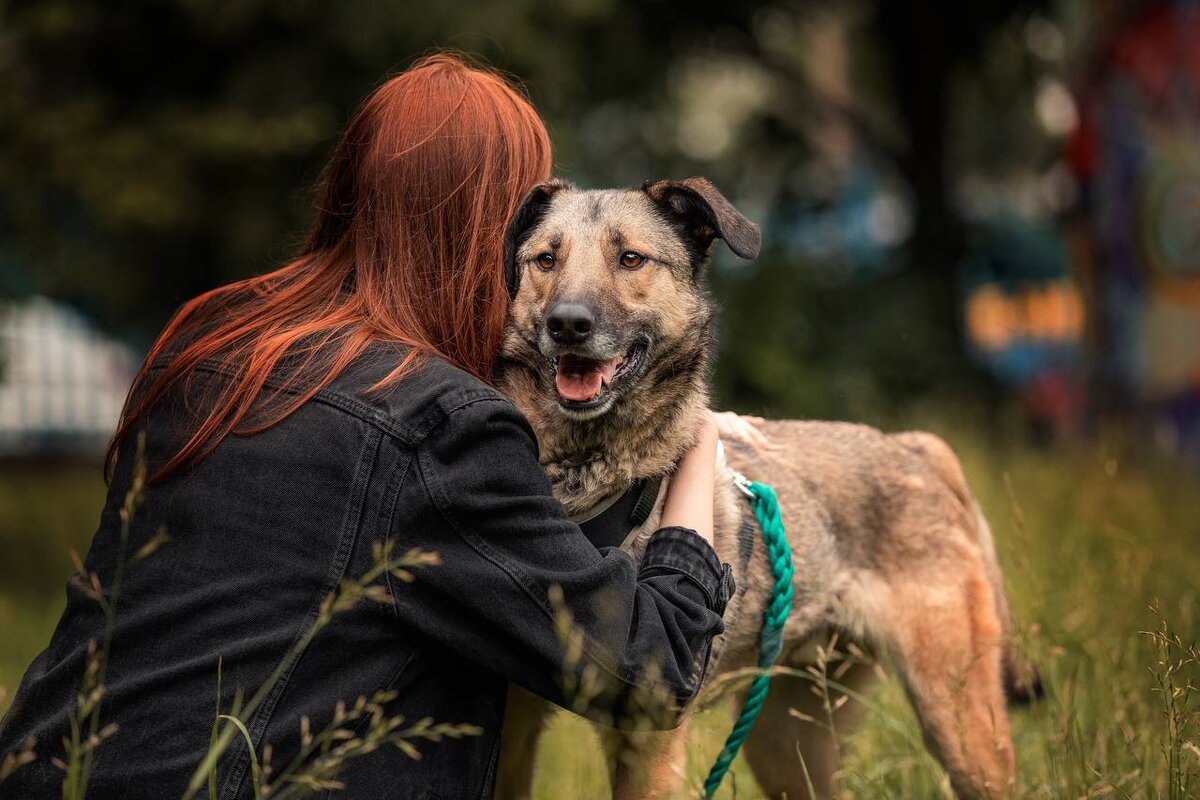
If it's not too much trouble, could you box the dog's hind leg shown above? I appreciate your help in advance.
[893,432,1042,704]
[494,686,553,800]
[870,560,1016,799]
[740,658,875,800]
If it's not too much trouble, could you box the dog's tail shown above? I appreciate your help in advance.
[894,431,1044,705]
[971,500,1045,704]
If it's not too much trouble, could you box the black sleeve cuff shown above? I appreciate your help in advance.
[639,526,735,616]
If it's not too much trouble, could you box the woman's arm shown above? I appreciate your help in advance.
[660,411,717,542]
[396,397,731,729]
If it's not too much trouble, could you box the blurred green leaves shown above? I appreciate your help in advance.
[0,0,727,334]
[0,0,1053,416]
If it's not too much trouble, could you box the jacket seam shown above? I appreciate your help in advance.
[416,441,558,624]
[381,454,416,618]
[479,728,503,800]
[312,646,418,800]
[159,358,505,448]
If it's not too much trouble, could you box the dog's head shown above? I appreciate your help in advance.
[500,177,760,423]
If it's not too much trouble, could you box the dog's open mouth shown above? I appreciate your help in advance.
[552,341,648,410]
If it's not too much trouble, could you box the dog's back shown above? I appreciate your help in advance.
[715,421,995,652]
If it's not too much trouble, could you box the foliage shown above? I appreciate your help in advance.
[182,540,465,800]
[0,452,470,799]
[0,0,750,336]
[1142,606,1200,800]
[55,433,154,799]
[4,416,1198,797]
[0,0,1065,413]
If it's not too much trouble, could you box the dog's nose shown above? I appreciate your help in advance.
[546,302,595,345]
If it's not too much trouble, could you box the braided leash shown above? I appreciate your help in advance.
[702,478,794,799]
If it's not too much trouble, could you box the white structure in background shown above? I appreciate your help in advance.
[0,297,136,458]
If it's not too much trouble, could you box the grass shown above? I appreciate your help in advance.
[0,462,104,711]
[1,450,473,799]
[2,423,1199,798]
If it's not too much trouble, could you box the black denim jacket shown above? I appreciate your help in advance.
[0,345,731,799]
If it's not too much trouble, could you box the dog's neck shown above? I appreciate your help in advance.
[498,343,711,517]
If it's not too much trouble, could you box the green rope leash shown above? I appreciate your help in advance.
[702,479,794,799]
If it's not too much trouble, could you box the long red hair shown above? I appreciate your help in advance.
[109,53,553,480]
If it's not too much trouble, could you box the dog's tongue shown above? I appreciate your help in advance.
[556,356,619,402]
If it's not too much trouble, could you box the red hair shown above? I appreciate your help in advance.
[109,53,553,480]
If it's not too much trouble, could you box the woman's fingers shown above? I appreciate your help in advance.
[712,411,771,450]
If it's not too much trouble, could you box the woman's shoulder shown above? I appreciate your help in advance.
[326,343,521,443]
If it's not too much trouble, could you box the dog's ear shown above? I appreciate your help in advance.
[505,179,571,297]
[643,177,761,261]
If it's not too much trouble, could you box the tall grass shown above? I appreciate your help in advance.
[0,444,476,799]
[2,422,1198,797]
[56,434,157,799]
[532,428,1200,799]
[180,539,477,800]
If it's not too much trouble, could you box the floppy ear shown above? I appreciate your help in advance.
[643,177,761,261]
[505,179,572,297]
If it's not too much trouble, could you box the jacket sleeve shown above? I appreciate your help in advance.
[398,395,732,728]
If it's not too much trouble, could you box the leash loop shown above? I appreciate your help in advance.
[702,478,794,799]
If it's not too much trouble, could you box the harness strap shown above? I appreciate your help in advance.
[576,475,664,550]
[630,474,662,528]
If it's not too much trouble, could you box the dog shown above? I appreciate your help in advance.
[493,177,1041,799]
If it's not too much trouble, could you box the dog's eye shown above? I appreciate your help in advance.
[619,251,645,270]
[535,252,555,271]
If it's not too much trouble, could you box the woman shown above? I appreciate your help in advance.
[0,55,732,798]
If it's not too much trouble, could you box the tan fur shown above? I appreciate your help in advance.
[496,181,1035,799]
[601,722,691,800]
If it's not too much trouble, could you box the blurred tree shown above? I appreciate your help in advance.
[0,0,754,339]
[870,0,1049,380]
[0,0,1056,417]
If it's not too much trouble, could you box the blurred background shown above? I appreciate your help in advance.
[2,0,1199,454]
[1,1,1199,796]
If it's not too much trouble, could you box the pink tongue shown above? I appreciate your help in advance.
[556,370,603,402]
[555,358,619,402]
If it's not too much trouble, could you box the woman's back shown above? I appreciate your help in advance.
[1,346,517,797]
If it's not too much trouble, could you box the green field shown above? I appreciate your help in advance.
[2,426,1198,798]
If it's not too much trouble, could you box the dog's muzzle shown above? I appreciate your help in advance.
[543,336,651,418]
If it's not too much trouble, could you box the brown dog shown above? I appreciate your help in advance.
[493,177,1040,799]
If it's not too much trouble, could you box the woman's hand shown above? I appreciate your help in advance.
[660,411,719,546]
[713,411,770,450]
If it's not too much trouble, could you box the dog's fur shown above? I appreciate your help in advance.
[493,177,1040,799]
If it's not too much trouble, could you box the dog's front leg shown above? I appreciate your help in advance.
[495,685,554,800]
[602,719,691,800]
